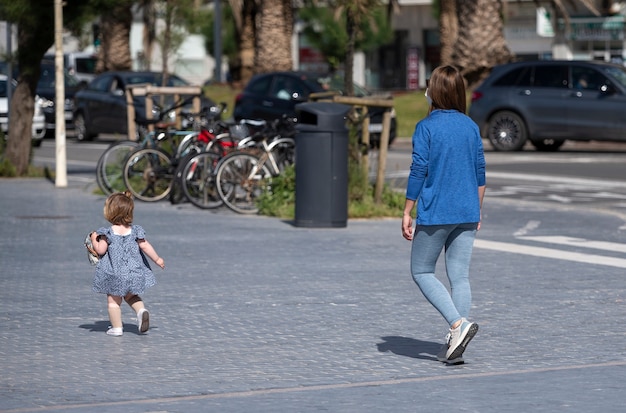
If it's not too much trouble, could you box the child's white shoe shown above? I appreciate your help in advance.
[106,327,123,336]
[137,309,150,334]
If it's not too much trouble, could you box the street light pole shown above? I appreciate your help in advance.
[54,0,67,187]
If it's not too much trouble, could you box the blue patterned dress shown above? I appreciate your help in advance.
[92,225,157,296]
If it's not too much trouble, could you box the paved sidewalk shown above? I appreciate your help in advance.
[1,178,625,412]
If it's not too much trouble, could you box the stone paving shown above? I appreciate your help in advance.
[1,178,625,412]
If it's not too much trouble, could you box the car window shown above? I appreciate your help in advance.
[603,66,626,89]
[74,57,97,74]
[270,76,306,100]
[533,65,569,88]
[0,78,7,97]
[88,74,113,92]
[37,64,80,89]
[126,74,159,85]
[247,76,272,96]
[572,66,607,91]
[110,76,126,94]
[165,75,189,87]
[493,67,530,86]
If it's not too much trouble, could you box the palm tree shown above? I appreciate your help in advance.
[227,0,257,85]
[96,0,133,72]
[454,0,512,87]
[439,0,458,67]
[255,0,293,73]
[138,0,157,71]
[437,0,602,87]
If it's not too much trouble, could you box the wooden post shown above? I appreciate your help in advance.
[374,109,392,204]
[125,84,203,140]
[125,88,137,141]
[360,106,370,180]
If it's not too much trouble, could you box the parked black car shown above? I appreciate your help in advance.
[233,71,397,147]
[38,60,81,139]
[2,59,80,140]
[468,60,626,151]
[73,71,214,141]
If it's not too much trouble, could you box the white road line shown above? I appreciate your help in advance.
[33,156,96,167]
[517,236,626,253]
[384,171,626,190]
[474,239,626,268]
[486,172,626,189]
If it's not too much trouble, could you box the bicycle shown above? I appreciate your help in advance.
[176,119,268,209]
[95,96,214,195]
[213,116,296,214]
[122,103,232,202]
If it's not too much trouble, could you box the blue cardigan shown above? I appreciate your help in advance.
[406,109,486,225]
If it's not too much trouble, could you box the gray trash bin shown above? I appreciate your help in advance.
[294,102,351,228]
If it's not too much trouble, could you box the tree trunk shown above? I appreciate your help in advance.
[5,14,48,176]
[5,83,35,176]
[454,0,513,88]
[237,0,257,86]
[255,0,293,73]
[344,8,356,96]
[439,0,458,67]
[160,1,173,86]
[97,0,133,72]
[141,0,157,71]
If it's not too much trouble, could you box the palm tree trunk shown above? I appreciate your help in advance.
[239,0,257,85]
[97,0,133,72]
[141,0,156,71]
[455,0,512,87]
[255,0,293,73]
[439,0,458,67]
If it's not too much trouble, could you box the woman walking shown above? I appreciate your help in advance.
[401,65,486,364]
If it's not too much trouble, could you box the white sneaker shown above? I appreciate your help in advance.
[436,333,464,364]
[106,327,123,336]
[446,318,478,361]
[137,308,150,334]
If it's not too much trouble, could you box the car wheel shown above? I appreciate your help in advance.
[530,138,564,152]
[486,111,527,151]
[74,113,95,141]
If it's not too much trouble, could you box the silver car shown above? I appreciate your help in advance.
[0,74,46,146]
[468,60,626,151]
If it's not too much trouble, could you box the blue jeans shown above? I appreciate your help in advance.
[410,223,477,327]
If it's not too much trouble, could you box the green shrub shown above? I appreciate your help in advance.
[257,164,296,217]
[258,123,405,219]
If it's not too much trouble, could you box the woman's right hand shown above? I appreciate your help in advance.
[402,214,414,241]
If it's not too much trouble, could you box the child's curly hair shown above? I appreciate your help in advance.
[103,191,134,226]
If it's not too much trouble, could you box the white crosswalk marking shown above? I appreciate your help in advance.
[517,236,626,253]
[474,239,626,268]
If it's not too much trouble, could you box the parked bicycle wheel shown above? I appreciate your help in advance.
[179,151,223,209]
[215,152,272,214]
[123,148,173,202]
[96,141,140,195]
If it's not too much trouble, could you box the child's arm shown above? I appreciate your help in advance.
[89,232,108,256]
[138,239,165,269]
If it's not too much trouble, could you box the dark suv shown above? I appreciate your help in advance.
[233,71,397,147]
[468,60,626,151]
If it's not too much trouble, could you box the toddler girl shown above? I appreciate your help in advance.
[90,191,165,336]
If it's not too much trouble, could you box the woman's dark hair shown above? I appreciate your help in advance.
[428,65,467,114]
